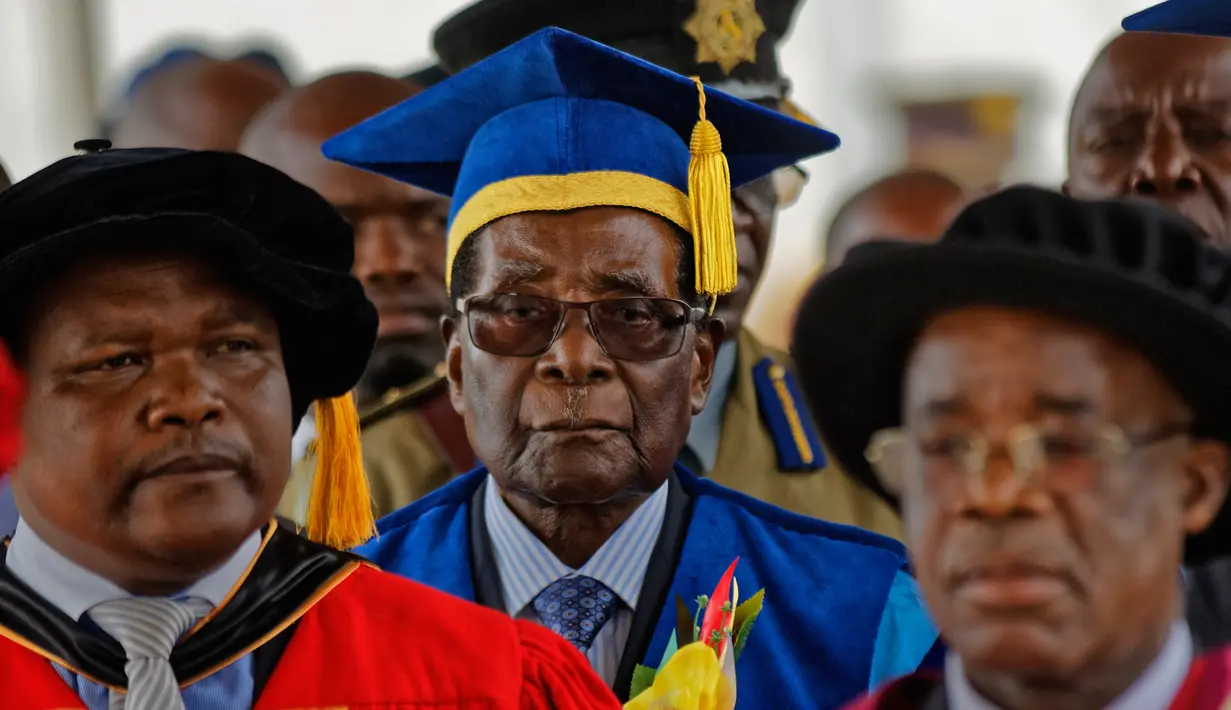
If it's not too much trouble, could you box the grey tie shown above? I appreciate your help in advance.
[89,597,212,710]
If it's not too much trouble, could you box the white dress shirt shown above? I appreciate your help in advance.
[5,518,264,709]
[483,476,669,687]
[946,622,1194,710]
[6,518,262,620]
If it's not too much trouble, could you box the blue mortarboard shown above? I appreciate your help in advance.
[1123,0,1231,37]
[323,27,838,301]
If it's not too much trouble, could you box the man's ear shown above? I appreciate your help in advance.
[690,317,726,415]
[1060,180,1073,197]
[1181,439,1231,536]
[441,316,467,417]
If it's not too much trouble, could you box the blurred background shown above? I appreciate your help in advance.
[0,0,1158,348]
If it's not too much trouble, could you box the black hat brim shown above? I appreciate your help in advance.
[0,214,376,424]
[793,241,1231,564]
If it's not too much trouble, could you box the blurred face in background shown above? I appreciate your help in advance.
[111,57,288,152]
[823,170,967,271]
[1067,32,1231,247]
[242,72,450,405]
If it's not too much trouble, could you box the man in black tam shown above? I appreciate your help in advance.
[0,141,618,709]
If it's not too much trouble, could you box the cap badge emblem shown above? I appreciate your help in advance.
[684,0,766,75]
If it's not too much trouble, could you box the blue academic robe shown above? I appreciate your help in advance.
[359,466,940,709]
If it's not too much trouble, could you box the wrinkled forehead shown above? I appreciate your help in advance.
[473,208,685,297]
[24,250,270,337]
[901,307,1177,425]
[1077,36,1231,116]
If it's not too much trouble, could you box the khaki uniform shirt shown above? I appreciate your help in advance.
[277,373,472,523]
[706,328,901,538]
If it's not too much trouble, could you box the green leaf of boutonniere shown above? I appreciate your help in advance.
[732,589,766,661]
[629,663,657,699]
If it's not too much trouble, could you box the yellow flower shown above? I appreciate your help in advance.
[625,642,736,710]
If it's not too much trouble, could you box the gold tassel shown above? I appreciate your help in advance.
[304,393,376,550]
[687,76,738,302]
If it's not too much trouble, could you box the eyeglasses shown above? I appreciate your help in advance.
[459,293,708,361]
[864,421,1190,498]
[735,165,809,217]
[772,165,809,208]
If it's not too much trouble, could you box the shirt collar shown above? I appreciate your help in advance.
[683,340,738,473]
[6,517,263,620]
[484,475,669,616]
[945,621,1194,710]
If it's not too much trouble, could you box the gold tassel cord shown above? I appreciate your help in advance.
[304,393,376,550]
[687,77,738,301]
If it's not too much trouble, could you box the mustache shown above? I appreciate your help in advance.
[128,437,254,482]
[940,527,1080,587]
[565,387,587,428]
[527,387,632,432]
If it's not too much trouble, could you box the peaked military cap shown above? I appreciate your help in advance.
[0,145,379,549]
[1123,0,1231,37]
[433,0,803,103]
[793,186,1231,564]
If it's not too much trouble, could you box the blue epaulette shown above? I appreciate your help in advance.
[752,357,826,471]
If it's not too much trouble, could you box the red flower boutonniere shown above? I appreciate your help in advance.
[625,558,765,709]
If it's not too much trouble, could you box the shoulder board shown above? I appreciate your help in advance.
[359,369,449,429]
[751,356,827,472]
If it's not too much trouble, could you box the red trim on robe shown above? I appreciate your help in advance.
[0,563,622,710]
[845,647,1231,710]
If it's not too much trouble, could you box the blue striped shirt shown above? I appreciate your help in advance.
[484,476,668,686]
[6,519,260,709]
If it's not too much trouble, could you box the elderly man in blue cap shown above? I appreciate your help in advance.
[325,26,940,710]
[362,0,904,537]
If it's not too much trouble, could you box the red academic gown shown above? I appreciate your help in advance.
[844,647,1231,710]
[0,338,22,475]
[0,522,621,710]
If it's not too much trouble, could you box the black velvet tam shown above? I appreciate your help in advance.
[793,186,1231,563]
[0,146,377,423]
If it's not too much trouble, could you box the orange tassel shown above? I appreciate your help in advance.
[304,393,376,549]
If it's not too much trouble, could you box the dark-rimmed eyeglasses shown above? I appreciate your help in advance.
[459,293,708,361]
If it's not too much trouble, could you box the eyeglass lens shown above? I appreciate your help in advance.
[466,293,695,361]
[869,421,1185,497]
[734,166,807,215]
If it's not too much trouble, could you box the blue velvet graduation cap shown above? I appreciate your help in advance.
[323,27,838,301]
[1123,0,1231,37]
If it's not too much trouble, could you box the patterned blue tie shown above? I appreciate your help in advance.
[533,575,619,653]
